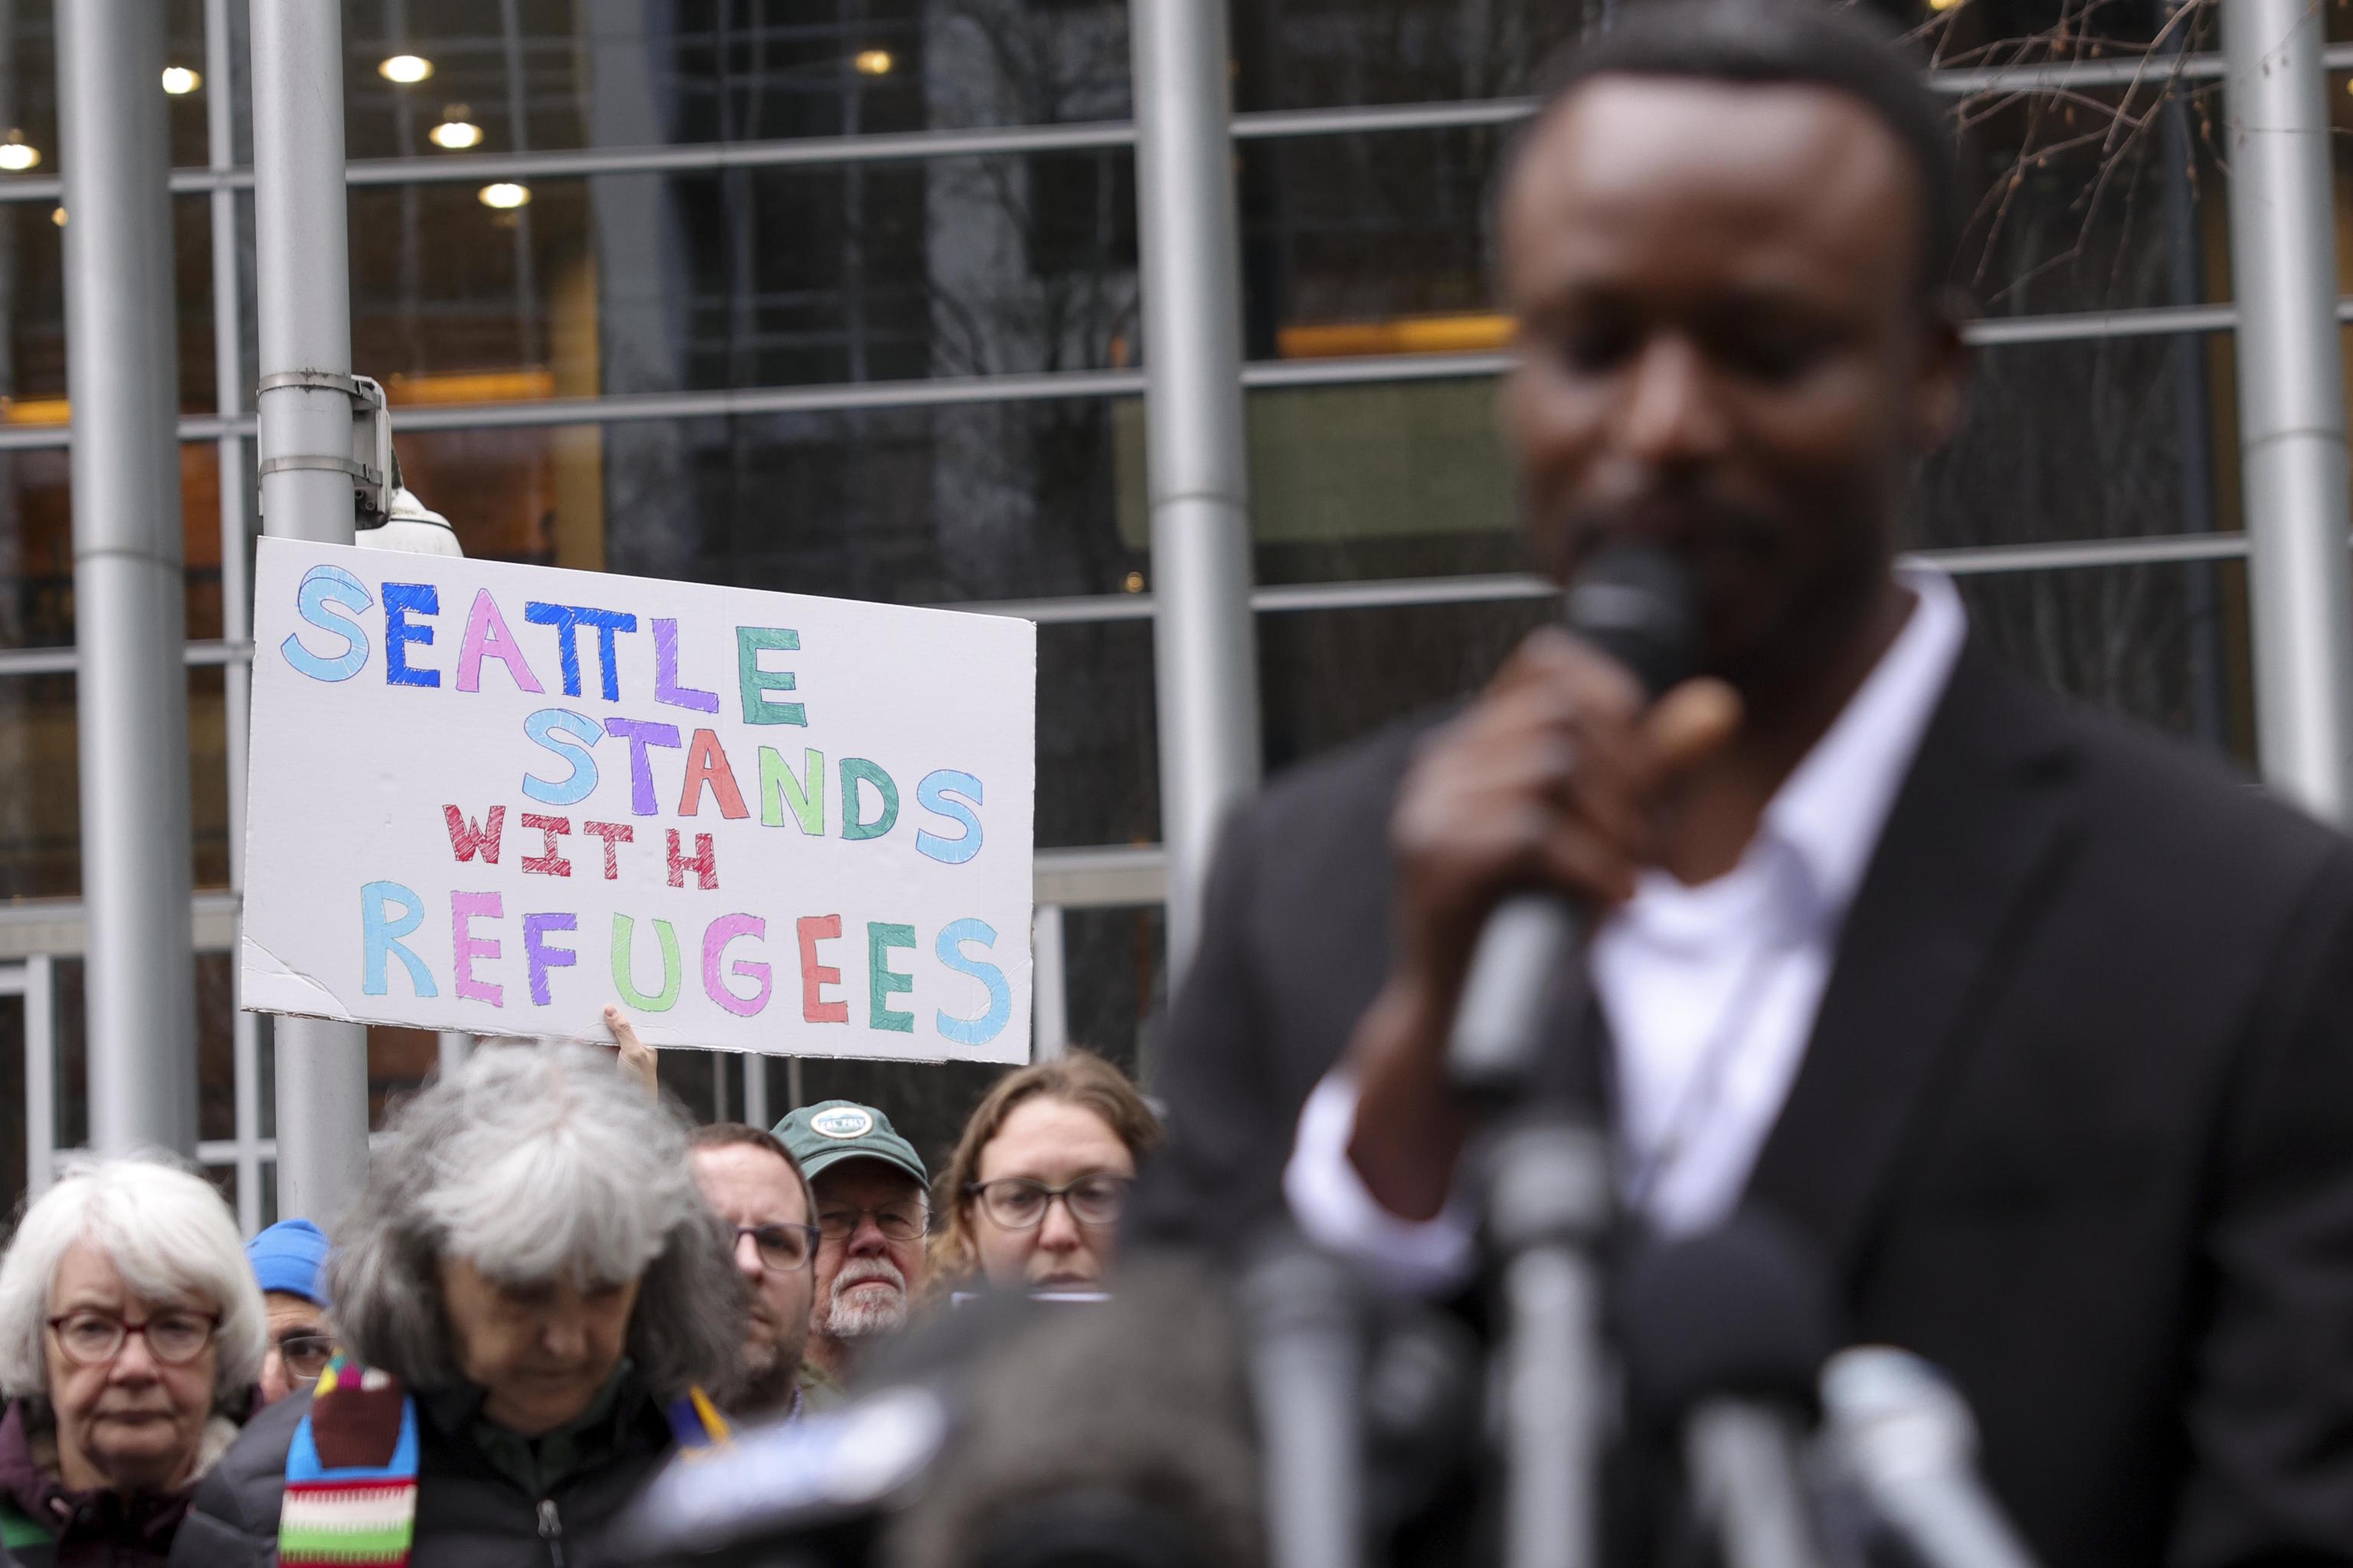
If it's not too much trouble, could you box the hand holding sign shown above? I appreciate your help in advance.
[604,1004,659,1095]
[241,540,1037,1064]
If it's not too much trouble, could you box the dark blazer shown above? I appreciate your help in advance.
[1135,637,2353,1566]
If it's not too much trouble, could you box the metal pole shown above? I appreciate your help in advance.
[205,0,263,1236]
[1032,902,1069,1061]
[252,0,371,1226]
[741,1054,768,1129]
[23,955,54,1197]
[2221,0,2353,826]
[58,0,199,1156]
[1128,0,1262,984]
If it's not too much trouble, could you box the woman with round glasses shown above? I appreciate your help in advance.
[930,1052,1163,1295]
[0,1157,267,1566]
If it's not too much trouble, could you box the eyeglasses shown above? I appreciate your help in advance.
[46,1309,221,1368]
[272,1331,337,1386]
[814,1202,929,1242]
[730,1223,821,1272]
[964,1174,1133,1232]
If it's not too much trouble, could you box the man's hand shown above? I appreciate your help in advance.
[604,1004,659,1098]
[1345,628,1740,1219]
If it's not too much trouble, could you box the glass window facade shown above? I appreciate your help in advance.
[0,2,2337,1213]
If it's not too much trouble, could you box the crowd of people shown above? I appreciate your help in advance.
[0,1037,1160,1565]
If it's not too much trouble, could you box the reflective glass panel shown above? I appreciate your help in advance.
[385,400,1149,603]
[1232,0,2201,114]
[1954,557,2254,763]
[337,0,1130,162]
[0,666,241,900]
[345,157,1136,398]
[1916,332,2230,555]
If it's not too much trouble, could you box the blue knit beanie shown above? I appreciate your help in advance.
[244,1218,331,1306]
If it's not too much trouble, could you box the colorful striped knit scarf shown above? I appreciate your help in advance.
[279,1356,731,1566]
[278,1357,419,1567]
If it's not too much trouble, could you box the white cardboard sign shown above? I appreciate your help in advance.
[241,538,1036,1063]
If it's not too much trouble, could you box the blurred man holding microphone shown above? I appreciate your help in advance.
[1138,3,2353,1561]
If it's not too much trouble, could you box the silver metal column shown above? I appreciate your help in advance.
[1031,902,1069,1061]
[2221,0,2353,826]
[741,1052,768,1129]
[253,0,371,1225]
[1128,0,1262,980]
[13,955,55,1196]
[205,0,263,1234]
[58,0,199,1155]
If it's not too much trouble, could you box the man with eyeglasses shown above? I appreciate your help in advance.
[774,1102,931,1389]
[240,1220,335,1409]
[686,1124,823,1422]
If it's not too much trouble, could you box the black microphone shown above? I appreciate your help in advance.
[1448,539,1701,1098]
[1818,1347,2039,1568]
[1619,1213,1838,1568]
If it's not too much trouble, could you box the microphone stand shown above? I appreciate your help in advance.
[1478,1110,1615,1568]
[1438,544,1694,1568]
[1451,908,1617,1568]
[1238,1234,1367,1568]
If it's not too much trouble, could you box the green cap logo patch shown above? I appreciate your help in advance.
[811,1106,876,1140]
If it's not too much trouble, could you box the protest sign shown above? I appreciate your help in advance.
[241,538,1036,1064]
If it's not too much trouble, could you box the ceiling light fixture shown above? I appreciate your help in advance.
[477,182,531,210]
[430,106,483,150]
[0,133,41,173]
[853,49,894,76]
[378,54,434,84]
[162,66,201,95]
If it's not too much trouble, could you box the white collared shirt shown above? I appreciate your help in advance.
[1283,569,1969,1293]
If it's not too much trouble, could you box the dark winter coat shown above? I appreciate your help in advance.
[165,1370,679,1568]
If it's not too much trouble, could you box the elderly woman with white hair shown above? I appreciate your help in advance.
[168,1045,741,1568]
[0,1157,266,1566]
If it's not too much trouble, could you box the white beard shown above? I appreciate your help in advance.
[824,1256,909,1340]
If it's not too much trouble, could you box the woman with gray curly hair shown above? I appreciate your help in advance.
[0,1157,266,1566]
[168,1045,742,1568]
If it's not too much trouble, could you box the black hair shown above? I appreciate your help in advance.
[1509,0,1962,302]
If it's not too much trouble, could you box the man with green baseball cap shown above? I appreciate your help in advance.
[773,1101,931,1386]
